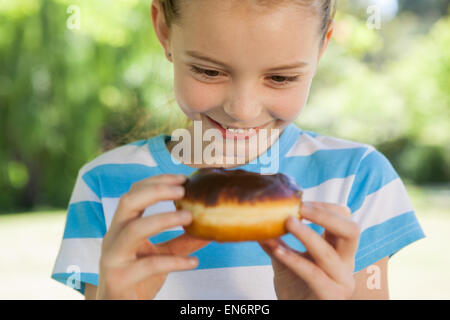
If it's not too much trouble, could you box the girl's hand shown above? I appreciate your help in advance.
[96,174,210,300]
[258,201,360,300]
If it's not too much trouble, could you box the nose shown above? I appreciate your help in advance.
[223,84,263,122]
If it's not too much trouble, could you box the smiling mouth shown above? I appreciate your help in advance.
[205,115,272,133]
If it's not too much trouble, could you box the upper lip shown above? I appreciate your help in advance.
[207,116,272,129]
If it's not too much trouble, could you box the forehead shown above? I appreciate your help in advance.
[172,0,322,67]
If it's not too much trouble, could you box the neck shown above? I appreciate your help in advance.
[165,122,285,169]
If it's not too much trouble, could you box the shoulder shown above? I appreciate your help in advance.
[280,129,398,205]
[79,138,158,175]
[73,137,164,200]
[282,130,402,204]
[286,130,375,160]
[290,132,399,192]
[285,130,381,173]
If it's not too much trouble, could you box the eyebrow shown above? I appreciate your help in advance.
[185,50,308,71]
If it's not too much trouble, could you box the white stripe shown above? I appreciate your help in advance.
[102,197,183,232]
[299,177,354,224]
[80,143,157,174]
[69,173,101,204]
[155,265,277,300]
[302,176,355,205]
[286,134,372,157]
[52,238,102,274]
[351,178,414,232]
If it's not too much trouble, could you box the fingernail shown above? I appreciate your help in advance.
[174,186,185,195]
[275,245,287,255]
[179,210,191,218]
[301,203,312,214]
[288,216,300,226]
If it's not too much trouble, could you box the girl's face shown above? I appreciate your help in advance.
[152,0,332,166]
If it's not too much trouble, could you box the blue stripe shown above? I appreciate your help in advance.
[149,223,324,269]
[82,148,376,199]
[354,211,425,272]
[63,201,106,239]
[52,272,99,295]
[128,139,148,147]
[82,164,164,198]
[151,212,425,272]
[282,147,368,189]
[81,129,390,200]
[347,150,399,213]
[357,211,421,256]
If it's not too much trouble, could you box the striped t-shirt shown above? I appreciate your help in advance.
[51,122,425,299]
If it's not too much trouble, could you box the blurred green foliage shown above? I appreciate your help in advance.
[304,6,450,185]
[0,0,449,212]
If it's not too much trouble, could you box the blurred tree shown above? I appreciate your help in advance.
[398,0,449,17]
[0,0,185,212]
[303,9,450,183]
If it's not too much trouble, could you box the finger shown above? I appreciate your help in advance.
[115,210,193,257]
[259,238,289,251]
[124,255,198,285]
[258,238,306,263]
[285,216,349,284]
[130,174,188,193]
[160,233,211,256]
[301,202,360,261]
[112,179,187,226]
[140,173,188,185]
[258,238,286,260]
[272,244,339,299]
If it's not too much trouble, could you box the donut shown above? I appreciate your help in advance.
[174,168,303,242]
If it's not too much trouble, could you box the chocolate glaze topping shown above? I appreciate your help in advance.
[182,167,303,207]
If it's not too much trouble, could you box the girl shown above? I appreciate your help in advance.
[52,0,425,299]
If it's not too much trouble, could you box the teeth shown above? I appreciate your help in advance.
[218,122,257,134]
[225,127,256,134]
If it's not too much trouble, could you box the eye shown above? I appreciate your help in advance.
[189,65,301,86]
[190,66,222,79]
[269,75,300,86]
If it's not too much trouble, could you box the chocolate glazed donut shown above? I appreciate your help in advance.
[174,168,303,242]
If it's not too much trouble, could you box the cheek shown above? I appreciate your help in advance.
[174,73,221,117]
[269,80,312,121]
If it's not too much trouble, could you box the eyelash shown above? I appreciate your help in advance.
[189,65,300,86]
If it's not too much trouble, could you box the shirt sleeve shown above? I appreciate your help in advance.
[51,165,106,295]
[347,148,426,273]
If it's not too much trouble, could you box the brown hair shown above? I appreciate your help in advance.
[114,0,337,148]
[160,0,336,44]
